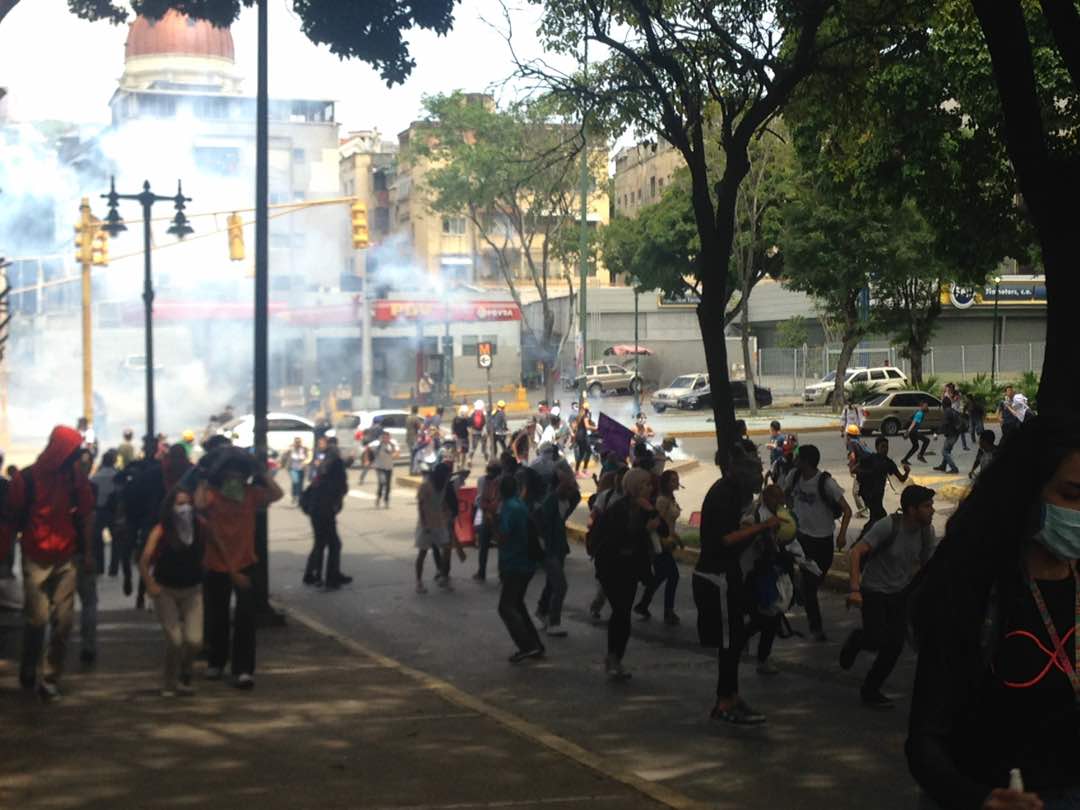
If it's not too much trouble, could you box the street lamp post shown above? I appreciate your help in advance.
[101,177,192,459]
[633,288,640,415]
[990,275,1002,387]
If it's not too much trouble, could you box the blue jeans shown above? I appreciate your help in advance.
[475,524,492,579]
[940,435,959,473]
[289,469,304,501]
[536,554,568,626]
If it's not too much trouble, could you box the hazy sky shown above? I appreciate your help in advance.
[0,0,571,137]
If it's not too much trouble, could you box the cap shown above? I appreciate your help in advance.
[845,424,861,436]
[497,400,506,409]
[900,484,935,511]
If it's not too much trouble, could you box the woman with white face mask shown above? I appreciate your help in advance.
[139,488,205,697]
[908,414,1080,810]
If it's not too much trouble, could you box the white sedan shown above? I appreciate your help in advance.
[218,412,316,456]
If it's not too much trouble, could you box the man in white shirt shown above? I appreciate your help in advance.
[368,431,398,507]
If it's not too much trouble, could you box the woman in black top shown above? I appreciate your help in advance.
[693,443,780,726]
[140,487,205,697]
[907,413,1080,809]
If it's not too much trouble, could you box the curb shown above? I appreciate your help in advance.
[669,424,837,440]
[396,457,699,492]
[278,602,710,810]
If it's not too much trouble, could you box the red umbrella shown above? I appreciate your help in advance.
[603,344,654,356]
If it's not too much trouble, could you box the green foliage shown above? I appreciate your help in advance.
[66,0,458,85]
[1012,370,1040,412]
[956,373,1004,411]
[776,316,808,349]
[908,375,942,395]
[848,382,884,404]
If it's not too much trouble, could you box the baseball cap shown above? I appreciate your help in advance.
[900,484,935,511]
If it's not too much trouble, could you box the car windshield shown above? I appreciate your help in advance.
[820,371,836,383]
[220,417,246,431]
[863,394,889,406]
[669,376,696,388]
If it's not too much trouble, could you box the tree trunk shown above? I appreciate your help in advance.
[543,359,555,404]
[740,289,758,417]
[699,280,735,471]
[834,332,859,411]
[542,305,556,404]
[908,348,924,387]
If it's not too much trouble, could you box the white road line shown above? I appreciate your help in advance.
[348,489,376,500]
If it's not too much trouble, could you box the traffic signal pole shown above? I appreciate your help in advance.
[77,198,94,424]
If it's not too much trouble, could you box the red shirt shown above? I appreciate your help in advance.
[202,486,275,573]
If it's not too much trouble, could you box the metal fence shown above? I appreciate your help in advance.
[756,342,1046,395]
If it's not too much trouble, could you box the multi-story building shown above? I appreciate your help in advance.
[612,138,683,217]
[339,129,397,287]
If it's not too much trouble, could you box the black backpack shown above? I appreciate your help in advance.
[785,470,843,519]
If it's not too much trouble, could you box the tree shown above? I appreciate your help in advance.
[777,315,809,349]
[408,92,593,403]
[54,0,459,85]
[528,0,918,467]
[969,0,1080,414]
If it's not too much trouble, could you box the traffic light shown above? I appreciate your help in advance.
[351,201,369,249]
[227,212,245,261]
[91,225,109,266]
[74,198,93,265]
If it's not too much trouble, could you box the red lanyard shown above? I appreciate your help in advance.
[1026,561,1080,702]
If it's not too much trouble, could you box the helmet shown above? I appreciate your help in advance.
[781,434,798,457]
[497,400,506,409]
[474,399,484,410]
[845,424,861,437]
[182,429,195,442]
[550,405,560,417]
[775,506,798,543]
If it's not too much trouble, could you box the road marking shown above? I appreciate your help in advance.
[280,603,709,810]
[348,489,376,500]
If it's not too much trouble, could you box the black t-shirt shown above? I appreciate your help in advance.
[154,534,205,589]
[696,477,750,576]
[452,416,470,440]
[857,454,900,500]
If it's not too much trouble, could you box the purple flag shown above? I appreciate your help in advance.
[596,412,634,461]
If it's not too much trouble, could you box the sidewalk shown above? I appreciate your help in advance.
[0,604,677,810]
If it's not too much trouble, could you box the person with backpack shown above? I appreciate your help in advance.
[468,400,488,464]
[496,471,545,662]
[906,413,1080,809]
[694,443,782,725]
[451,405,471,469]
[840,485,938,708]
[573,403,596,477]
[7,426,95,701]
[302,436,351,589]
[901,402,932,465]
[783,443,853,641]
[840,398,864,448]
[855,437,911,535]
[533,469,581,638]
[934,397,962,475]
[368,430,398,508]
[634,469,685,626]
[587,466,627,620]
[969,429,997,480]
[845,424,871,519]
[472,461,503,582]
[414,462,452,593]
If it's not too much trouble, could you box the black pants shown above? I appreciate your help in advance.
[376,469,392,504]
[475,524,492,578]
[691,573,746,698]
[599,566,638,660]
[498,572,542,653]
[901,430,930,463]
[745,612,780,662]
[638,551,679,614]
[858,490,887,541]
[106,519,132,583]
[493,433,507,456]
[306,509,342,581]
[798,533,834,635]
[850,590,908,695]
[204,567,257,676]
[575,439,592,471]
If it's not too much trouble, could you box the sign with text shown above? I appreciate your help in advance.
[372,300,521,323]
[477,341,493,369]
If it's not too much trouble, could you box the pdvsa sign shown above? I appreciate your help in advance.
[949,284,977,310]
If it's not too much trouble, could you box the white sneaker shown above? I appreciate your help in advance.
[160,688,177,698]
[176,683,196,696]
[234,673,255,690]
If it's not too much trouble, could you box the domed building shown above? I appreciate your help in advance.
[119,10,242,94]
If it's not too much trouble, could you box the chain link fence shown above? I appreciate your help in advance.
[757,342,1046,396]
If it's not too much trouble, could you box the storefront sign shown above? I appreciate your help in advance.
[372,300,521,322]
[945,278,1047,309]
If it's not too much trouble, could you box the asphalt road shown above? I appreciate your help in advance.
[266,465,945,810]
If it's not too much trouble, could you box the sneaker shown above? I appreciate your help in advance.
[811,630,828,643]
[160,688,177,698]
[535,611,549,630]
[234,673,255,690]
[302,574,322,586]
[546,624,568,637]
[437,577,453,591]
[508,647,544,664]
[123,576,133,597]
[37,681,61,703]
[605,656,632,681]
[860,689,895,710]
[177,676,195,696]
[664,611,681,626]
[324,574,353,589]
[204,666,224,680]
[932,464,947,472]
[415,582,428,594]
[633,603,651,621]
[839,631,860,671]
[756,661,780,676]
[710,699,766,726]
[472,573,486,582]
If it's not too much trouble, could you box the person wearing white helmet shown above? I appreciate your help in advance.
[468,399,488,464]
[451,405,471,468]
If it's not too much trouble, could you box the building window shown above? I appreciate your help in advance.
[658,177,664,189]
[650,176,657,198]
[442,216,466,235]
[637,189,642,202]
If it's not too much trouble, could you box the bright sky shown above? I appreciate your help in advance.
[0,0,571,137]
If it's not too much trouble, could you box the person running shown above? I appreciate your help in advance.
[8,426,94,701]
[472,461,503,582]
[766,420,784,467]
[969,429,997,480]
[966,393,985,447]
[587,466,627,620]
[497,472,545,662]
[468,400,488,464]
[694,443,781,725]
[405,405,422,474]
[197,448,284,688]
[767,434,799,486]
[998,384,1020,440]
[952,387,970,451]
[302,436,351,588]
[139,487,205,696]
[414,463,452,594]
[592,468,655,680]
[907,413,1080,809]
[845,424,871,519]
[783,444,852,641]
[840,399,864,447]
[534,470,581,638]
[286,437,308,506]
[573,403,596,477]
[841,485,938,708]
[744,484,797,676]
[901,402,931,465]
[635,469,685,625]
[369,430,398,507]
[854,437,911,534]
[933,397,962,475]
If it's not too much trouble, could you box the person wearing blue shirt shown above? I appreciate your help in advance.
[497,474,544,662]
[901,403,931,465]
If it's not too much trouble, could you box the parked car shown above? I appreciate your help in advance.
[859,391,946,436]
[651,373,709,413]
[334,409,409,466]
[678,381,773,410]
[802,366,908,405]
[217,412,315,456]
[572,363,643,398]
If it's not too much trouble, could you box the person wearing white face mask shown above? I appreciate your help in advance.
[908,413,1080,810]
[140,488,205,697]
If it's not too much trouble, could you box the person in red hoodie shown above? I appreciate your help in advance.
[8,426,94,701]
